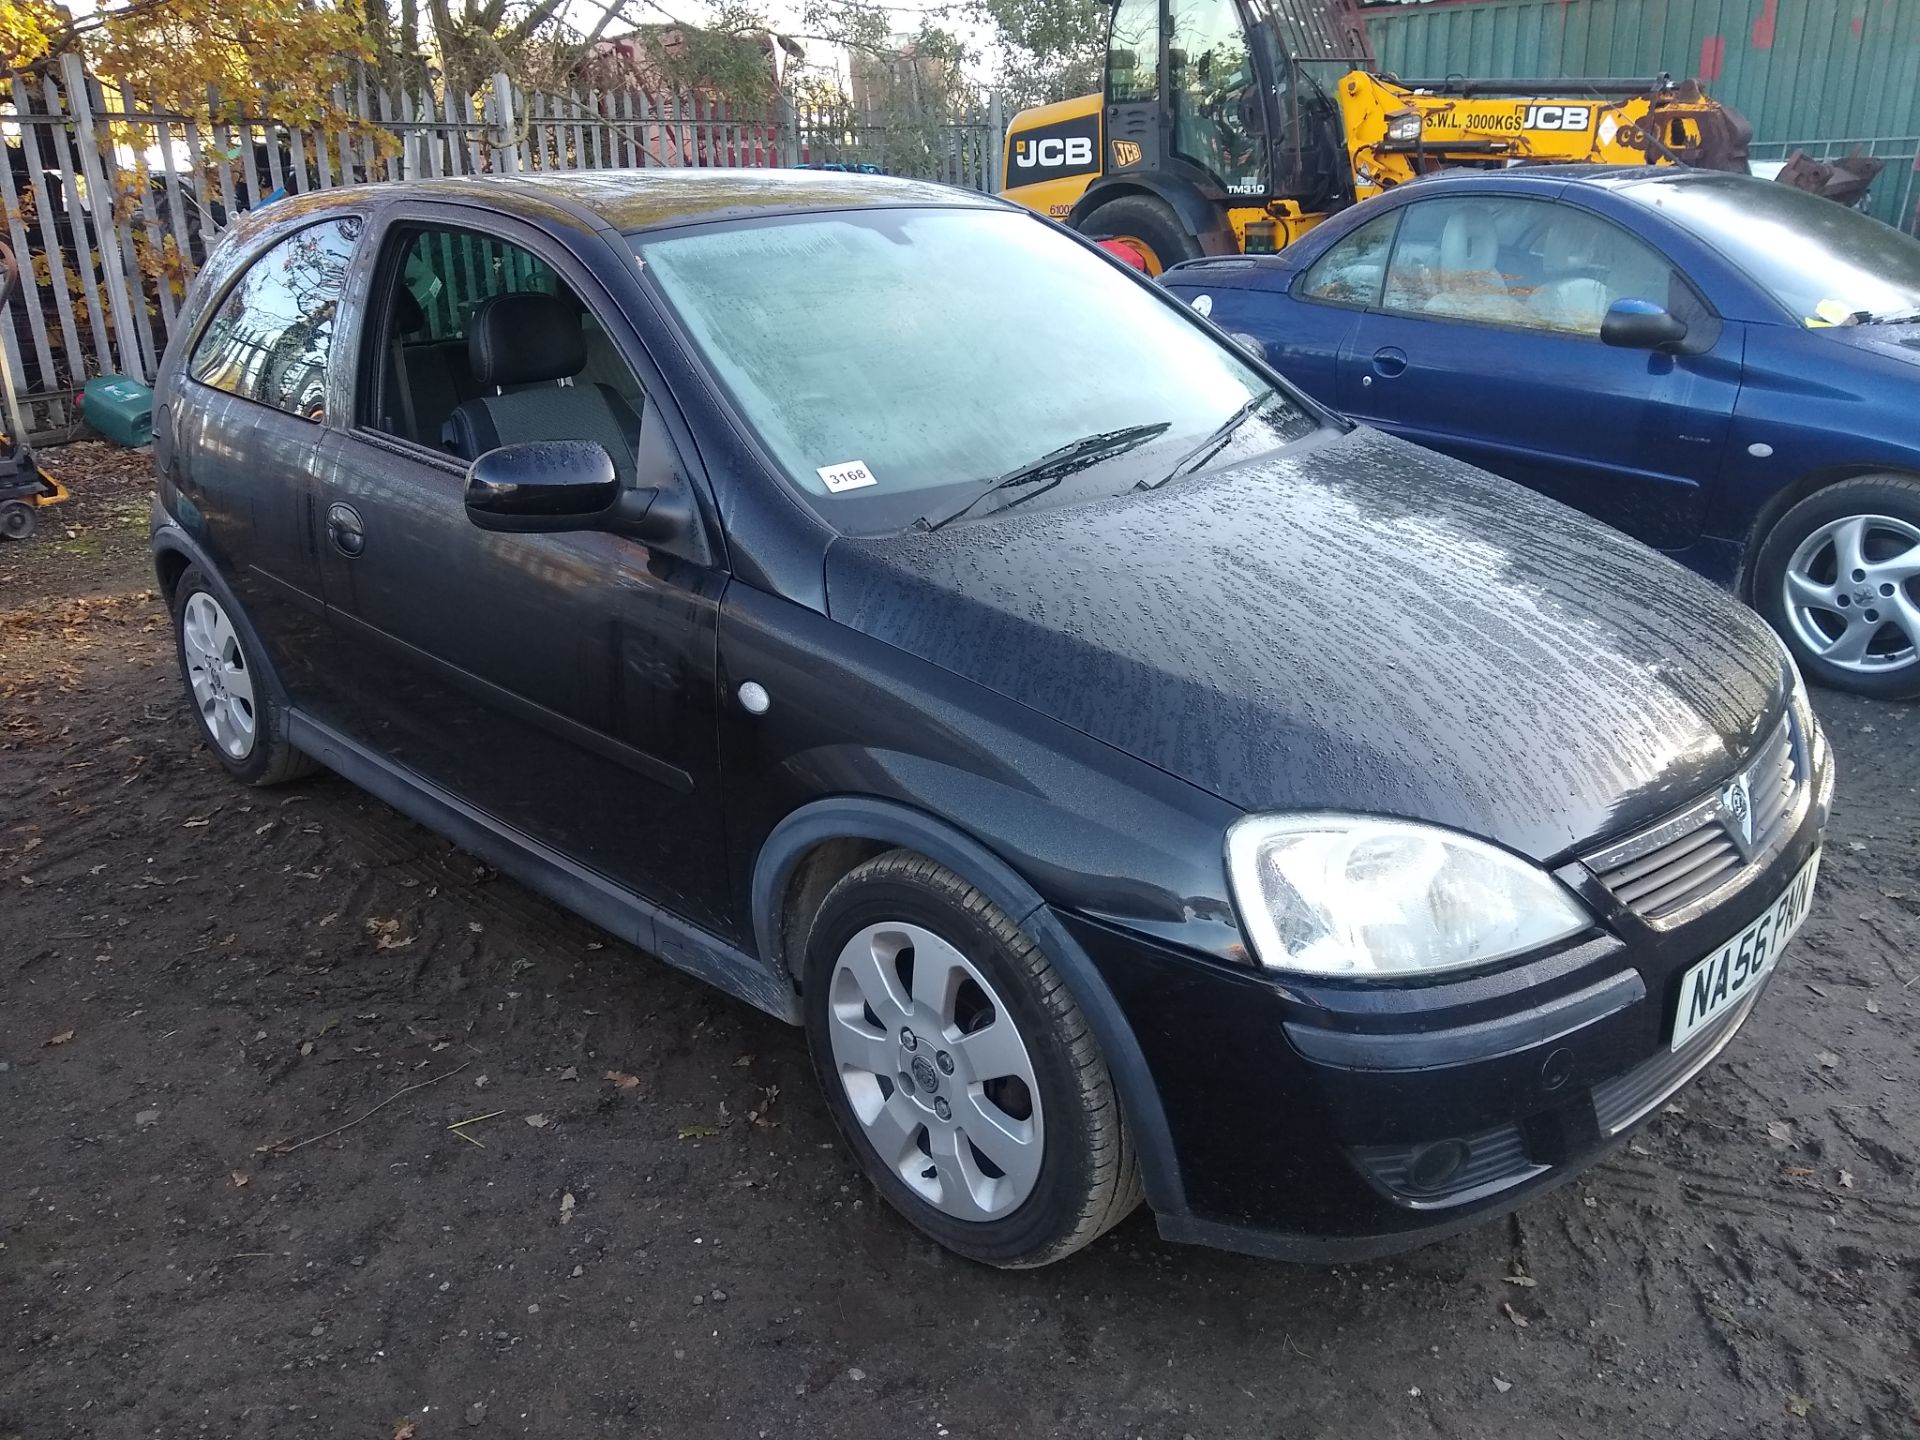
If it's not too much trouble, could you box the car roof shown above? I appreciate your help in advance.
[1406,162,1771,196]
[285,168,1009,235]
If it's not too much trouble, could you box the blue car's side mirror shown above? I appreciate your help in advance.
[1601,297,1689,352]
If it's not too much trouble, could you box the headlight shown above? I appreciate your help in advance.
[1782,649,1824,772]
[1225,815,1590,978]
[1386,111,1423,145]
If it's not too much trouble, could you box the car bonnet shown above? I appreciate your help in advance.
[822,425,1786,863]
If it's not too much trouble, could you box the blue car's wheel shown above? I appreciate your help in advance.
[1755,475,1920,700]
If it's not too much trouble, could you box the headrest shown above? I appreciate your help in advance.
[392,286,426,336]
[468,291,586,388]
[1439,209,1499,273]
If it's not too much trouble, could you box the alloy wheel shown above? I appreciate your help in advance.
[180,591,258,760]
[825,921,1045,1221]
[1782,513,1920,676]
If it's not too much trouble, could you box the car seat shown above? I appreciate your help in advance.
[1424,210,1527,324]
[442,292,643,481]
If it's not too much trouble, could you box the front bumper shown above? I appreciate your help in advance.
[1068,737,1835,1263]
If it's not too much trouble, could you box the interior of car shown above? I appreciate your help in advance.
[367,225,648,481]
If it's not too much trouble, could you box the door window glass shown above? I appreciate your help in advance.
[1297,210,1400,307]
[1108,0,1161,103]
[1169,0,1264,197]
[189,217,360,420]
[363,224,648,463]
[1380,195,1695,335]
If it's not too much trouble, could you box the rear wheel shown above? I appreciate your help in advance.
[1079,194,1202,277]
[170,566,318,784]
[802,850,1141,1267]
[0,500,35,539]
[1754,475,1920,700]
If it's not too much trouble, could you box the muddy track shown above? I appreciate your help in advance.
[3,514,1917,1438]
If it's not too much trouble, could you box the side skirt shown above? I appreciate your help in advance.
[288,712,800,1025]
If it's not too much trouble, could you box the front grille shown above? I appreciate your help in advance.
[1583,715,1803,925]
[1590,979,1766,1135]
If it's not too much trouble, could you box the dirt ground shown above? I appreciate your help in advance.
[3,447,1918,1440]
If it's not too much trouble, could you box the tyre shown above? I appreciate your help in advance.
[0,500,35,540]
[802,849,1141,1267]
[170,565,318,784]
[1079,194,1202,276]
[1753,475,1920,700]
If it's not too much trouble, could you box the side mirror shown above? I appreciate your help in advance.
[465,441,620,533]
[1601,297,1689,351]
[464,439,689,546]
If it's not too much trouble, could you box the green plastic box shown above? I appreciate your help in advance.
[81,374,154,447]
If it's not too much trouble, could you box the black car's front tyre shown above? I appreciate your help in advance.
[1754,475,1920,700]
[802,850,1142,1267]
[170,565,317,785]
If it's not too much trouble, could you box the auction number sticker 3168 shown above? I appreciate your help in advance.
[1671,849,1821,1051]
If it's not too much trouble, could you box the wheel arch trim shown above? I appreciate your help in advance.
[151,522,294,710]
[751,796,1188,1216]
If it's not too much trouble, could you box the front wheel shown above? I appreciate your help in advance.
[802,850,1141,1267]
[1753,475,1920,700]
[1079,194,1202,277]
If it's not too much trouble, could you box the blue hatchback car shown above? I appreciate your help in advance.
[1160,167,1920,699]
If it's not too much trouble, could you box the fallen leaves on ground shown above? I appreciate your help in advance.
[677,1125,719,1140]
[1786,1393,1811,1417]
[44,1028,75,1046]
[1500,1301,1530,1328]
[604,1070,640,1090]
[558,1192,575,1225]
[525,1113,550,1129]
[364,916,415,950]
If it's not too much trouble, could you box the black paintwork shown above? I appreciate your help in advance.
[151,170,1831,1263]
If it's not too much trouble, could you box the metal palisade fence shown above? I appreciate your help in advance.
[0,61,1003,434]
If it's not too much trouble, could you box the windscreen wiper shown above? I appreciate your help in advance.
[1137,388,1280,492]
[914,423,1172,532]
[1861,307,1920,325]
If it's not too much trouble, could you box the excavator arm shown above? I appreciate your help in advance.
[1338,72,1751,200]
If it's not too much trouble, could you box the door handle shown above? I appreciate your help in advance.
[1371,346,1409,379]
[325,502,365,558]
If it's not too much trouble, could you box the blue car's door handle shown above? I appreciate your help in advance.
[1371,346,1409,379]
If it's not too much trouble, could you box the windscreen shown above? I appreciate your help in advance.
[1627,173,1920,326]
[634,207,1318,535]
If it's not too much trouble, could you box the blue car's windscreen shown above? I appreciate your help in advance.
[1626,173,1920,326]
[634,207,1317,535]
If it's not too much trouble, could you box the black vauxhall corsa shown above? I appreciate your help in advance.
[151,170,1834,1267]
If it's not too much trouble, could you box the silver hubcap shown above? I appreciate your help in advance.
[181,591,257,760]
[827,922,1045,1221]
[1783,513,1920,675]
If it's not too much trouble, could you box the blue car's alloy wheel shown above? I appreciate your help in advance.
[1757,475,1920,700]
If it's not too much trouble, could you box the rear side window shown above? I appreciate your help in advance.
[189,217,361,421]
[1297,210,1400,308]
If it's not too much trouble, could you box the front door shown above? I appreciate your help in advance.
[314,210,734,934]
[1334,192,1743,551]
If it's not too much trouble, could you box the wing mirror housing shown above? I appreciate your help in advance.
[464,440,686,544]
[1601,297,1689,351]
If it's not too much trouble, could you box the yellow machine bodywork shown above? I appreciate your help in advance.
[1335,71,1729,200]
[1003,72,1733,266]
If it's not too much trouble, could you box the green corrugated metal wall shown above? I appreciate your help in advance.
[1362,0,1920,227]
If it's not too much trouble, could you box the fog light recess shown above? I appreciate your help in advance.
[1404,1138,1472,1194]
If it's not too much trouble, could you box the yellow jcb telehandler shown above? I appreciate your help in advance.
[1001,0,1752,272]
